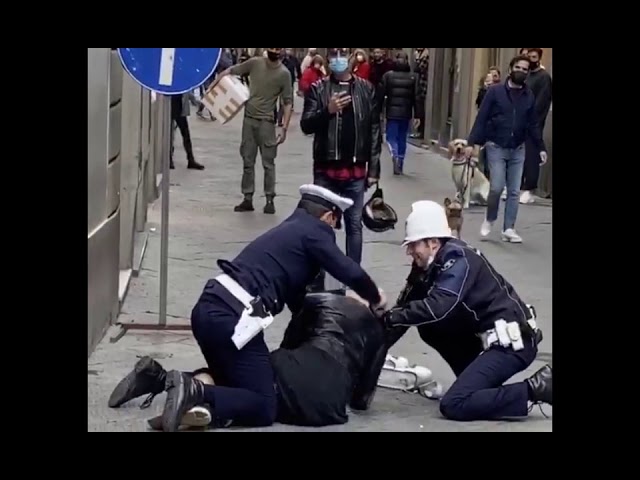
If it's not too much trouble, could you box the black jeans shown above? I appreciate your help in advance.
[309,173,366,291]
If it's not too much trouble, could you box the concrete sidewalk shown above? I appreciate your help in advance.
[88,110,553,432]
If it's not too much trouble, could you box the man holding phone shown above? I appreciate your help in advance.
[301,47,382,292]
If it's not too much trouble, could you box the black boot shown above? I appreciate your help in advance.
[162,371,206,432]
[527,364,552,405]
[234,198,254,212]
[264,198,276,215]
[108,357,167,409]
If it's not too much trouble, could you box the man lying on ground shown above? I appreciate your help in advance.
[109,293,389,429]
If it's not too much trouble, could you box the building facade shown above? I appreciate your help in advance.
[88,48,171,354]
[422,48,553,196]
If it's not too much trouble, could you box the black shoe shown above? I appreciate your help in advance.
[108,357,167,409]
[264,200,276,215]
[161,371,206,432]
[234,199,254,212]
[187,160,205,170]
[527,364,552,405]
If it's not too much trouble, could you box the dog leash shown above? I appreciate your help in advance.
[456,159,475,203]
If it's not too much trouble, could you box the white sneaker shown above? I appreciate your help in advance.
[502,229,523,243]
[520,191,535,204]
[147,405,212,431]
[501,188,507,201]
[480,220,494,240]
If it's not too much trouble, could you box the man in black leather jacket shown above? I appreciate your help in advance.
[378,51,419,175]
[301,47,382,292]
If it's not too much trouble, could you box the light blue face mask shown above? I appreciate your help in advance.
[330,56,349,73]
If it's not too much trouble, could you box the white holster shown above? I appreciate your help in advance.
[216,274,274,350]
[480,305,539,352]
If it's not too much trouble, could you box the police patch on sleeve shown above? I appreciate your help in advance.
[442,259,457,272]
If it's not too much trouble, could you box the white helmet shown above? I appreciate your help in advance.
[402,201,453,246]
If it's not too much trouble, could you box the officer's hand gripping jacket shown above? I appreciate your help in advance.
[280,293,388,411]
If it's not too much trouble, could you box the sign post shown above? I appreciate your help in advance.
[118,48,221,328]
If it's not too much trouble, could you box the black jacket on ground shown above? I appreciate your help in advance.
[379,63,419,120]
[300,75,382,179]
[272,294,388,427]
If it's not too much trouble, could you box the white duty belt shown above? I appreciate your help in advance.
[215,274,255,309]
[479,305,539,353]
[215,274,275,350]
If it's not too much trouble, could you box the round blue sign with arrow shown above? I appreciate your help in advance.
[118,48,222,95]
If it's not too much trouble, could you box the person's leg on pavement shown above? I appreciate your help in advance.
[169,120,176,169]
[481,143,507,239]
[520,137,539,204]
[258,120,279,214]
[502,144,526,243]
[342,178,366,265]
[386,118,398,156]
[396,119,411,172]
[161,298,278,432]
[175,116,205,170]
[439,339,538,422]
[236,118,259,212]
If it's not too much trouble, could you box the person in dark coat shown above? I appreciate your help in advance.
[379,51,419,175]
[369,48,394,88]
[108,184,387,432]
[301,47,382,292]
[520,48,552,204]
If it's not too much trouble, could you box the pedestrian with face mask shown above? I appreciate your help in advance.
[520,48,552,205]
[383,200,552,423]
[351,49,371,81]
[465,55,547,244]
[213,48,293,215]
[301,47,382,292]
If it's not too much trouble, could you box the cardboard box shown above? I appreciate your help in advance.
[202,76,250,124]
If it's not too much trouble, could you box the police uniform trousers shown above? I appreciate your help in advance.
[389,325,537,421]
[190,280,278,427]
[438,333,538,422]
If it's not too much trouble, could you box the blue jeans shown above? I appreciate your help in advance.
[314,173,366,264]
[386,119,410,165]
[485,142,525,231]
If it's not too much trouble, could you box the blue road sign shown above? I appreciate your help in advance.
[118,48,222,95]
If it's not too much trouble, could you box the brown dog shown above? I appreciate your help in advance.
[444,197,463,239]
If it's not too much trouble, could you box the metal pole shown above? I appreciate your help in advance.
[159,94,170,327]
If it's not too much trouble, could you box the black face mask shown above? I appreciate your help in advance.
[529,61,540,70]
[510,71,527,85]
[267,52,280,62]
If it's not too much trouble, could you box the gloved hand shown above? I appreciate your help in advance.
[382,308,402,329]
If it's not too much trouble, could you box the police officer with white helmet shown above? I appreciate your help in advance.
[383,200,552,422]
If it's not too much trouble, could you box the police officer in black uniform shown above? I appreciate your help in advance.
[384,201,552,422]
[109,184,386,432]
